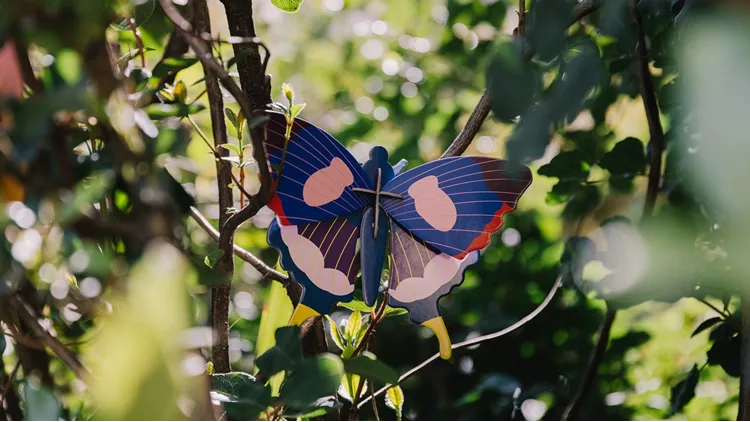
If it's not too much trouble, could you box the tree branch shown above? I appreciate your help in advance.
[358,277,562,409]
[189,206,288,283]
[562,309,617,420]
[8,295,90,380]
[193,0,235,374]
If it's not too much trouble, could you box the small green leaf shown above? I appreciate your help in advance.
[289,103,306,119]
[226,207,238,215]
[669,365,700,416]
[538,150,592,180]
[338,300,374,312]
[23,381,61,421]
[211,372,272,420]
[225,107,239,130]
[282,82,295,104]
[385,385,404,421]
[204,250,224,269]
[279,354,344,409]
[145,103,205,119]
[384,306,408,317]
[692,316,723,337]
[343,351,399,385]
[599,137,647,176]
[271,0,304,13]
[219,143,242,155]
[325,315,345,351]
[344,311,364,342]
[255,326,303,377]
[59,171,115,224]
[151,57,199,80]
[338,373,365,403]
[173,80,188,103]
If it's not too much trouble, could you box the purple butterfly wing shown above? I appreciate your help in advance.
[262,111,372,225]
[381,157,532,259]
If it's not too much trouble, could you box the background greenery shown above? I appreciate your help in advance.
[0,0,748,420]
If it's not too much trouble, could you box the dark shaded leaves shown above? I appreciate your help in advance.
[211,372,272,420]
[255,326,303,377]
[669,365,700,416]
[487,41,541,122]
[279,354,344,409]
[343,351,400,385]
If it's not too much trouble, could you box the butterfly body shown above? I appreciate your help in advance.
[262,111,533,359]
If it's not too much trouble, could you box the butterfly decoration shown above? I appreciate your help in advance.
[263,110,533,359]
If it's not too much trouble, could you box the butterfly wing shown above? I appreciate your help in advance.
[381,157,532,258]
[268,212,363,324]
[262,111,372,225]
[387,223,480,360]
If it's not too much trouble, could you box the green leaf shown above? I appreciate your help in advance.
[669,365,700,416]
[290,103,306,119]
[254,280,294,395]
[58,171,115,224]
[383,306,408,317]
[211,372,272,420]
[598,137,647,176]
[344,311,364,342]
[23,381,61,421]
[271,0,304,13]
[279,354,344,409]
[219,143,242,155]
[173,80,188,103]
[385,385,404,421]
[151,57,199,81]
[538,150,592,181]
[486,41,541,122]
[115,47,156,65]
[225,108,239,130]
[343,351,400,385]
[692,316,723,337]
[338,373,365,403]
[145,103,205,119]
[325,315,345,351]
[255,326,303,377]
[204,250,224,269]
[338,300,374,312]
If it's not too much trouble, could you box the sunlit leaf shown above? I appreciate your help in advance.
[271,0,304,13]
[204,250,224,269]
[343,351,399,385]
[385,385,404,421]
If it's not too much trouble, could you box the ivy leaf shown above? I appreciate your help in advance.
[204,250,224,269]
[691,316,723,337]
[599,137,647,176]
[271,0,304,13]
[219,143,242,156]
[343,351,400,385]
[211,372,272,420]
[225,107,239,130]
[279,354,344,409]
[385,385,404,421]
[325,315,345,351]
[255,326,303,377]
[538,150,592,181]
[669,365,700,416]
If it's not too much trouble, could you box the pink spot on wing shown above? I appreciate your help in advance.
[0,41,23,100]
[303,157,354,207]
[408,176,456,232]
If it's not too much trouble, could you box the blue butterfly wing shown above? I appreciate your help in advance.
[381,157,532,258]
[262,111,372,225]
[268,212,362,317]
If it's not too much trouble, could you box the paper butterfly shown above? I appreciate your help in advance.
[263,110,532,359]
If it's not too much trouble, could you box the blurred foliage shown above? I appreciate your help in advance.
[0,0,749,420]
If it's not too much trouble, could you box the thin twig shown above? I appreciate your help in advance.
[630,0,665,220]
[369,379,380,421]
[9,295,90,380]
[562,309,617,420]
[352,295,388,357]
[188,206,289,283]
[358,277,562,408]
[696,297,730,319]
[1,359,22,403]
